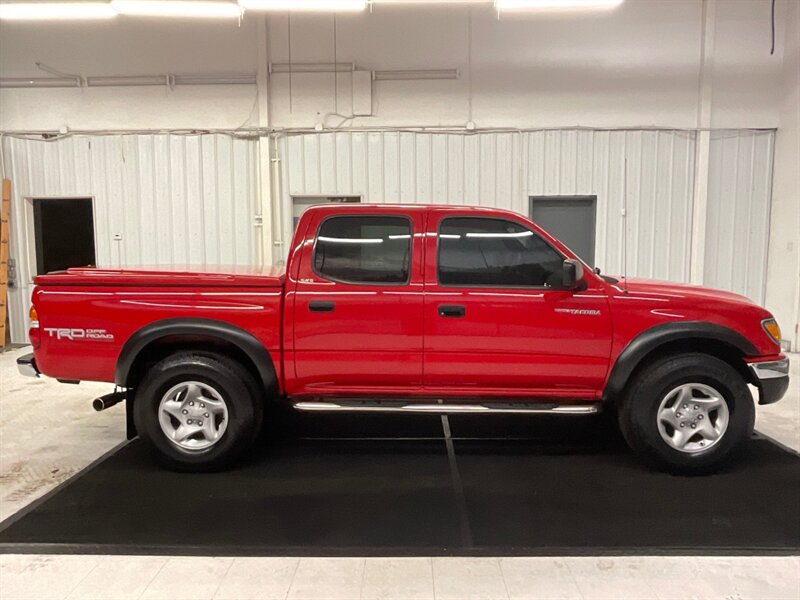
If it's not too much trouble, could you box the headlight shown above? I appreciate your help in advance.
[762,318,782,345]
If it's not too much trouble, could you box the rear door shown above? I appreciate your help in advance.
[422,210,612,399]
[287,208,425,396]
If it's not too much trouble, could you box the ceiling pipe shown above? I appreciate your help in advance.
[268,63,459,80]
[0,73,257,89]
[269,62,355,74]
[0,77,82,88]
[373,69,459,80]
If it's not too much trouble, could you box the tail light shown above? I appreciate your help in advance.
[29,306,41,348]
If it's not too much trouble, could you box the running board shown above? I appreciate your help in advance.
[292,401,601,415]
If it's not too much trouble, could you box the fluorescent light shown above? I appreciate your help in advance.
[0,2,117,20]
[466,231,534,238]
[318,236,384,244]
[239,0,366,11]
[111,0,242,17]
[495,0,624,11]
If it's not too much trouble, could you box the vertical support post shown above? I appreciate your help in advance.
[689,0,716,285]
[257,15,274,267]
[0,179,10,348]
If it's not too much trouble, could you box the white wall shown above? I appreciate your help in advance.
[0,0,786,131]
[1,134,261,343]
[267,0,781,129]
[278,129,699,282]
[765,0,800,351]
[279,129,775,305]
[0,18,259,130]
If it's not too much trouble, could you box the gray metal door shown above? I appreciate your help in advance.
[530,196,597,267]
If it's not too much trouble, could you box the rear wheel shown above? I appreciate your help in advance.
[134,352,263,472]
[618,353,754,475]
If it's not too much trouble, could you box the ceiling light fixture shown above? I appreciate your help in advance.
[111,0,242,18]
[0,2,117,20]
[238,0,367,11]
[495,0,624,11]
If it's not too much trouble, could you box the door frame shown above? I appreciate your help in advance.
[529,195,597,267]
[285,195,363,263]
[23,196,98,283]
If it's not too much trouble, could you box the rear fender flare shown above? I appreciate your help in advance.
[603,321,757,401]
[115,318,277,393]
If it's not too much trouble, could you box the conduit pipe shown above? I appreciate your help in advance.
[0,73,257,89]
[1,67,456,88]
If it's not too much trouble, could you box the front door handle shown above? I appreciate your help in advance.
[308,301,335,313]
[438,304,465,318]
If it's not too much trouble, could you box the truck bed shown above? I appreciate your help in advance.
[30,265,285,384]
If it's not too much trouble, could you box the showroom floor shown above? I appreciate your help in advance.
[0,345,798,600]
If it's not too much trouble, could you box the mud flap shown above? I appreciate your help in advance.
[126,389,138,440]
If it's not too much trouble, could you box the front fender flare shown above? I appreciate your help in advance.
[603,321,757,401]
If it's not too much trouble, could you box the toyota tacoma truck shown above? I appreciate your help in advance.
[17,204,789,474]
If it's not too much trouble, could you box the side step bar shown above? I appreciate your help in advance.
[293,401,601,415]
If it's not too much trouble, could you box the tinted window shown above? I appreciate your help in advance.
[314,216,411,284]
[438,217,564,287]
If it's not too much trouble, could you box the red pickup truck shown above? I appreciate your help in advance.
[18,204,789,474]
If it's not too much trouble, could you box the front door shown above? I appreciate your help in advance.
[288,208,426,396]
[422,211,612,399]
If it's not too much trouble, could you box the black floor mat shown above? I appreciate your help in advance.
[1,413,798,556]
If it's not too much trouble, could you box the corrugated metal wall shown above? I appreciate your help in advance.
[2,129,774,342]
[280,129,775,302]
[279,130,697,282]
[2,134,260,343]
[705,130,775,304]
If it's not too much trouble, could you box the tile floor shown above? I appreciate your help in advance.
[1,345,798,600]
[1,555,798,600]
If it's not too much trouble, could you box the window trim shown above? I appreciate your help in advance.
[312,213,414,287]
[435,215,567,290]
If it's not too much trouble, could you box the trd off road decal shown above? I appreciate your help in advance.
[43,328,115,342]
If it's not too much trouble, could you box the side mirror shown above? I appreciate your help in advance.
[562,259,585,289]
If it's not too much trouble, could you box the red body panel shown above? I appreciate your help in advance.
[32,281,283,384]
[286,207,427,396]
[421,208,612,399]
[29,204,783,399]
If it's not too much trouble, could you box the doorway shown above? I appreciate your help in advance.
[530,196,597,267]
[32,198,96,275]
[292,196,361,231]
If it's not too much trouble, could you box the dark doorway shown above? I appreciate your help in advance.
[33,198,96,275]
[530,196,597,267]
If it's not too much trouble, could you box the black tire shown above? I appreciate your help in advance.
[133,352,263,472]
[618,353,754,475]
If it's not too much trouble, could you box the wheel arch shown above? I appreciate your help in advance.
[116,318,279,397]
[604,321,758,404]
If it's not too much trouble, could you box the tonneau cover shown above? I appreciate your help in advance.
[34,265,286,288]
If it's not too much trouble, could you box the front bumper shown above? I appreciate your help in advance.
[749,357,790,405]
[17,353,40,378]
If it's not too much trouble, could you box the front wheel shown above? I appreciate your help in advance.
[133,352,263,472]
[618,353,755,475]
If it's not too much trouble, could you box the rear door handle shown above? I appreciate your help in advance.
[438,304,465,318]
[308,301,335,313]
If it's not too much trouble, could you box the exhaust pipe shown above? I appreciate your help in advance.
[93,391,127,412]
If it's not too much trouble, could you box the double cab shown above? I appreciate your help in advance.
[18,204,790,473]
